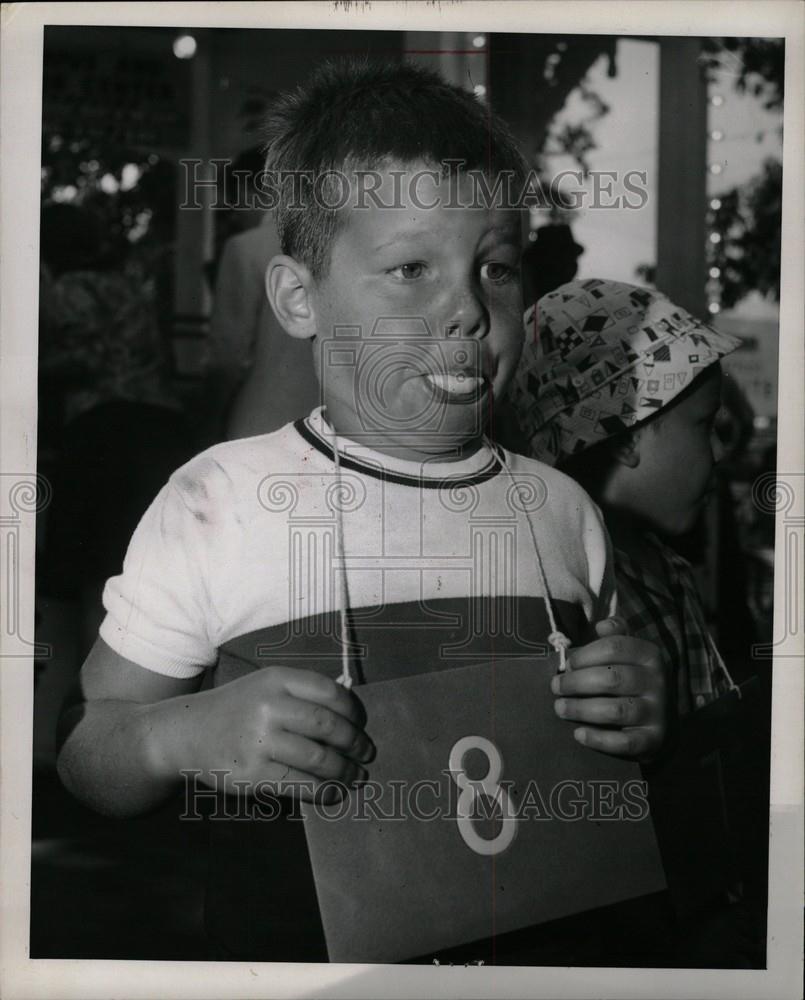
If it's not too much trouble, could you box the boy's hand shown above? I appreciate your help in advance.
[154,666,375,802]
[550,618,669,761]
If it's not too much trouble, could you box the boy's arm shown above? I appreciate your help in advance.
[56,638,202,817]
[57,637,376,818]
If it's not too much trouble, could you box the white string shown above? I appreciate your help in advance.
[706,627,741,698]
[330,428,354,690]
[328,412,570,682]
[489,439,572,673]
[676,551,741,700]
[328,412,731,695]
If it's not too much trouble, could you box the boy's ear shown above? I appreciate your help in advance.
[265,255,317,340]
[609,430,641,469]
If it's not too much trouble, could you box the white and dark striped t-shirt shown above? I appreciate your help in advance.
[101,406,616,683]
[99,406,617,962]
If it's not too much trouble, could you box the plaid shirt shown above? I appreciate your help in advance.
[615,534,735,716]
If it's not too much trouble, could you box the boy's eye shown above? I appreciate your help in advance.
[481,261,515,284]
[388,262,426,280]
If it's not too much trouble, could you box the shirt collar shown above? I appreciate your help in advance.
[295,407,503,489]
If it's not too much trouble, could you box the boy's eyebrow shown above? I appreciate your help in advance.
[479,224,522,247]
[482,223,520,239]
[372,223,520,254]
[372,228,429,253]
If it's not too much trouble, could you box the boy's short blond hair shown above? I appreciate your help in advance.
[260,58,528,278]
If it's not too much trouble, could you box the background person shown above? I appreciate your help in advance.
[205,146,319,442]
[504,277,763,967]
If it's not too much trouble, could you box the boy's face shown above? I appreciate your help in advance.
[623,364,724,535]
[308,162,525,461]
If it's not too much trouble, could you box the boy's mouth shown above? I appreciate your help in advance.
[423,371,488,401]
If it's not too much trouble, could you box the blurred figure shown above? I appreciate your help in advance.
[39,203,193,656]
[494,223,584,455]
[39,204,177,428]
[521,222,584,305]
[712,374,757,672]
[205,147,319,442]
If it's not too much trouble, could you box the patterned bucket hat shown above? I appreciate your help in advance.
[509,278,742,466]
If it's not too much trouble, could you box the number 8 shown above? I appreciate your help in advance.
[448,735,517,856]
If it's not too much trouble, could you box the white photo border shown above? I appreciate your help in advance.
[1,2,802,998]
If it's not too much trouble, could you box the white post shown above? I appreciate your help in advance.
[656,38,709,319]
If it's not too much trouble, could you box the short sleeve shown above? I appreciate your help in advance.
[99,482,217,677]
[583,499,619,622]
[597,522,619,621]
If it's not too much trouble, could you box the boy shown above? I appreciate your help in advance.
[57,64,667,964]
[506,278,742,713]
[505,279,762,966]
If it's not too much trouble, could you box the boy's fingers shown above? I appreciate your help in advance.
[572,726,657,759]
[567,635,661,673]
[278,669,365,726]
[269,731,368,785]
[551,664,645,698]
[279,695,375,763]
[260,767,348,803]
[554,695,646,727]
[593,616,630,638]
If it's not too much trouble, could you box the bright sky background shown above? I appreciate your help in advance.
[536,39,659,284]
[535,38,784,288]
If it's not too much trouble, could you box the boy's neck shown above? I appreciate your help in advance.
[363,438,486,465]
[597,505,657,557]
[320,410,487,465]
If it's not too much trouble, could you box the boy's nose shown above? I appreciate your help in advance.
[443,289,489,341]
